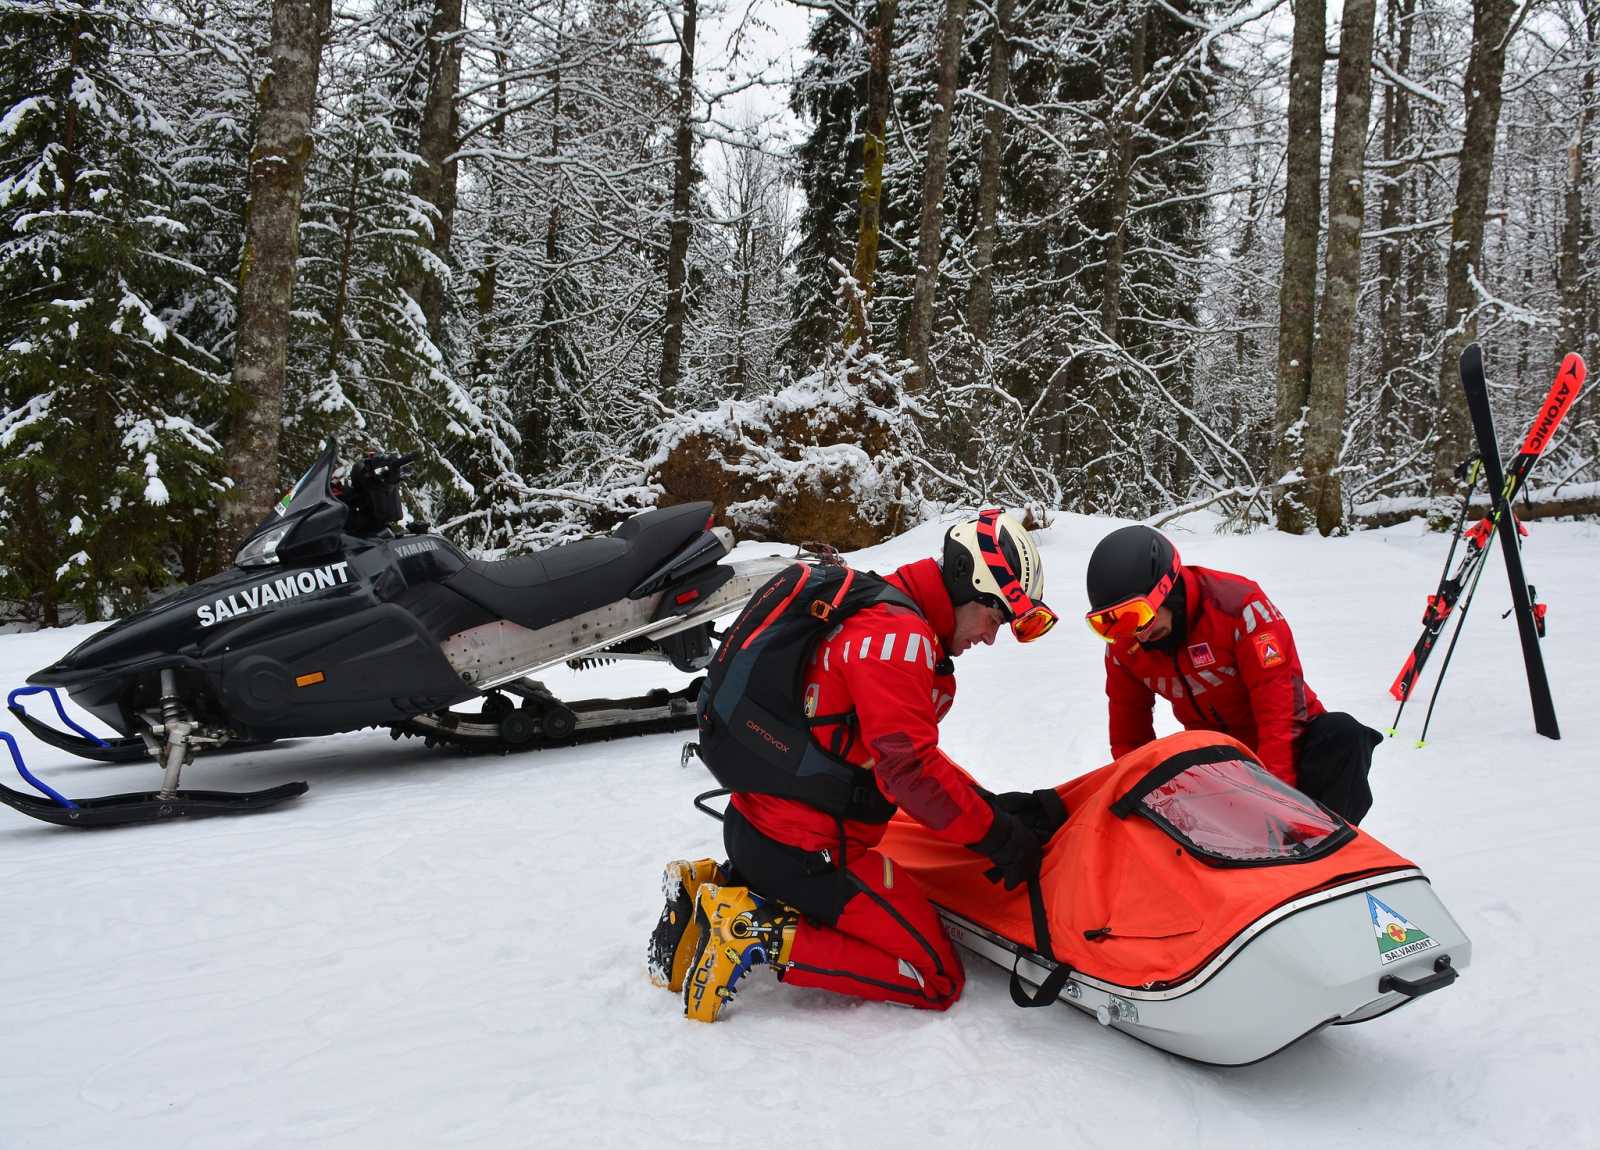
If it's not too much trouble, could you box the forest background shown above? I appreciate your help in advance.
[1,0,1596,625]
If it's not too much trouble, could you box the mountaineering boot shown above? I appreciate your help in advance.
[682,884,800,1023]
[647,858,727,991]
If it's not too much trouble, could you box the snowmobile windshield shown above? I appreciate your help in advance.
[273,440,340,520]
[235,441,343,567]
[1113,746,1354,867]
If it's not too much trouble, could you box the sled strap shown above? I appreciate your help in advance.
[1010,956,1074,1009]
[1008,872,1071,1008]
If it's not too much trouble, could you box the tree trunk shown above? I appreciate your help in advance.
[473,14,510,379]
[411,0,463,342]
[1430,0,1516,490]
[658,0,697,406]
[1303,0,1378,536]
[1374,0,1415,450]
[59,14,80,214]
[1100,7,1149,347]
[1270,0,1326,534]
[731,159,755,395]
[903,0,969,389]
[528,0,566,475]
[843,0,897,352]
[217,0,333,565]
[327,134,363,372]
[966,0,1013,343]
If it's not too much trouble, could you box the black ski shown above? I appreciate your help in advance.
[1388,350,1583,727]
[1455,343,1575,739]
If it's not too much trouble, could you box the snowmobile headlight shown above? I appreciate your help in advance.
[235,521,293,568]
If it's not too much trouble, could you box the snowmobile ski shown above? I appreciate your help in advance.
[0,729,307,828]
[1387,348,1582,734]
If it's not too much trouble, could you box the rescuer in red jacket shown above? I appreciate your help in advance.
[1083,525,1379,824]
[647,511,1066,1022]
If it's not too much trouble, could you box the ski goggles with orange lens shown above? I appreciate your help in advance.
[1084,568,1177,643]
[1009,603,1059,643]
[973,509,1057,643]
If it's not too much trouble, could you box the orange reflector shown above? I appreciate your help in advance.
[295,672,325,687]
[675,589,701,605]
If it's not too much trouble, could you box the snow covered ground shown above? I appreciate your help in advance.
[2,512,1597,1149]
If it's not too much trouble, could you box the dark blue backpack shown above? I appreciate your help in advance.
[694,561,920,823]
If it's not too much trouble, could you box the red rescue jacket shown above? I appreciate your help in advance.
[1104,565,1324,784]
[731,558,996,858]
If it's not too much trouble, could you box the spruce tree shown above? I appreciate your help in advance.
[0,1,225,623]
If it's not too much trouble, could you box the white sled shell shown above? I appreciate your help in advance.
[941,869,1470,1066]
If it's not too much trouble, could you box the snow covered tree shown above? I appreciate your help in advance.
[0,0,227,623]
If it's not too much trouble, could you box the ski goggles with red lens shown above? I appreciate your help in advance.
[1084,566,1178,642]
[973,509,1058,643]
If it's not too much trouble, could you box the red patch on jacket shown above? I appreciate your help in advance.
[1252,633,1285,668]
[1187,642,1214,667]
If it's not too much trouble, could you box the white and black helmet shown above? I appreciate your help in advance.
[941,509,1046,620]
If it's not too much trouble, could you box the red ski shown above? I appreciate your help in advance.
[1388,352,1584,713]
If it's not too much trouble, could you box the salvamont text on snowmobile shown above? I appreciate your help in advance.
[0,442,789,828]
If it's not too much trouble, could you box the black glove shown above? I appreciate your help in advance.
[968,809,1042,891]
[991,788,1069,842]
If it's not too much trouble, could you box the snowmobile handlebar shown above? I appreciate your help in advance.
[351,451,420,487]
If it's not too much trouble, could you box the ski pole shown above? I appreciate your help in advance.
[1414,484,1519,747]
[1387,459,1481,736]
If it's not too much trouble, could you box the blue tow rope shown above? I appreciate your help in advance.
[0,731,78,809]
[7,685,110,748]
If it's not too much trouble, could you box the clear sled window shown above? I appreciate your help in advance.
[1111,745,1354,867]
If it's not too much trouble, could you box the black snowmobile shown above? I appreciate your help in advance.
[1,442,787,828]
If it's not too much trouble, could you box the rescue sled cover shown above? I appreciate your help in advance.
[878,729,1469,1063]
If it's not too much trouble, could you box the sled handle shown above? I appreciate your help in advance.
[7,686,110,748]
[1010,956,1074,1008]
[0,731,78,810]
[1378,954,1457,999]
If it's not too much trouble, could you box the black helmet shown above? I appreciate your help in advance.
[1085,525,1181,611]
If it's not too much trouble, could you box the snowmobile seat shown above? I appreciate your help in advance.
[443,502,714,632]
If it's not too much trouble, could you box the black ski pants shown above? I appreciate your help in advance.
[1295,710,1382,825]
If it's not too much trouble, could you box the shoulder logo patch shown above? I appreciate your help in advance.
[1367,893,1439,965]
[1252,633,1285,668]
[1188,642,1214,667]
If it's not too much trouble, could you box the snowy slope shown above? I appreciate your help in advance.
[2,514,1598,1149]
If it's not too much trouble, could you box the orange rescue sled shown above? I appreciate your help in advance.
[879,730,1470,1065]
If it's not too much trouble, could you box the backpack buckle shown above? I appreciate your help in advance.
[810,599,833,621]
